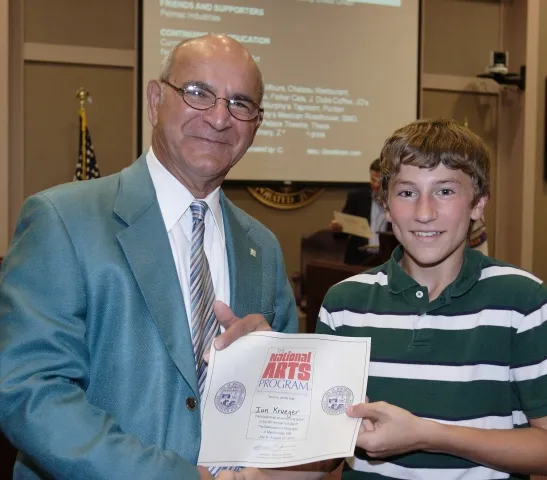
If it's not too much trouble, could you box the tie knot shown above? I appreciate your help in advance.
[190,200,208,222]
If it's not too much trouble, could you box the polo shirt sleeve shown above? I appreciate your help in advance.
[511,281,547,420]
[315,290,339,334]
[316,309,336,334]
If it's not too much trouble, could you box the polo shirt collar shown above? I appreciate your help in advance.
[449,247,485,297]
[387,245,484,297]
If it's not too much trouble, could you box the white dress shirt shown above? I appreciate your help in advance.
[146,148,230,337]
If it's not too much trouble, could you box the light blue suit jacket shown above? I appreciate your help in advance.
[0,156,297,479]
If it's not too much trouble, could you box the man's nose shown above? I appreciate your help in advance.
[202,98,232,131]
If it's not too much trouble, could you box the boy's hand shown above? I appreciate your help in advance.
[347,401,429,457]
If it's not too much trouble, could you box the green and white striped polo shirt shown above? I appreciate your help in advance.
[317,246,547,480]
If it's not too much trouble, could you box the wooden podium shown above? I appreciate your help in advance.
[302,231,399,333]
[304,259,364,333]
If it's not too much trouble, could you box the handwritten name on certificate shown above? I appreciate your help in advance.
[198,332,371,468]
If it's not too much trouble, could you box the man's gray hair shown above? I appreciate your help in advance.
[159,38,193,82]
[158,38,265,105]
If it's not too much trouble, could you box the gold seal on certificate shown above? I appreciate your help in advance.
[198,332,371,468]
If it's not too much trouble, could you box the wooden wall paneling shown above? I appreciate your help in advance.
[0,0,9,252]
[423,0,501,76]
[23,62,134,197]
[24,0,135,49]
[422,89,499,257]
[532,1,547,280]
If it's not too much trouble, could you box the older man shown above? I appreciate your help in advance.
[0,35,297,480]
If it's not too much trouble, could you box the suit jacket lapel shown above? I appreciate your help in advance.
[221,192,263,317]
[114,156,199,398]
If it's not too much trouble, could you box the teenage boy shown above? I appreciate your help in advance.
[218,119,547,480]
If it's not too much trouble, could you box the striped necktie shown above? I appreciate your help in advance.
[190,201,240,476]
[190,200,240,477]
[190,200,219,396]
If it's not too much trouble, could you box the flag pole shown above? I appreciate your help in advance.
[76,87,90,181]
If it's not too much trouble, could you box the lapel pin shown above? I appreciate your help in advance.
[250,248,256,257]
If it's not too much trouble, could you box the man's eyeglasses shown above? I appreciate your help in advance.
[160,79,263,122]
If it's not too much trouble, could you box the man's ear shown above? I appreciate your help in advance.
[249,113,262,143]
[471,195,488,221]
[147,80,163,128]
[255,112,263,130]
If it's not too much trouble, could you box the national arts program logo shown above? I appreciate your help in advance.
[257,349,314,392]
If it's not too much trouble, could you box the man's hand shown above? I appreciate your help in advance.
[347,401,428,458]
[198,466,214,479]
[203,301,272,362]
[217,469,332,480]
[328,220,343,233]
[217,468,260,480]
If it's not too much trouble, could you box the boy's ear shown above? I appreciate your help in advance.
[471,195,488,221]
[383,201,392,223]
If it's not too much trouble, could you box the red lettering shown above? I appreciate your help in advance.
[262,362,276,378]
[298,362,311,381]
[274,362,288,378]
[287,362,299,379]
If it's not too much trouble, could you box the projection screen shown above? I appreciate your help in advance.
[140,0,420,183]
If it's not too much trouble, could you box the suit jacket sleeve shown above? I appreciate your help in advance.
[270,238,298,334]
[343,186,372,220]
[0,194,200,480]
[341,192,354,215]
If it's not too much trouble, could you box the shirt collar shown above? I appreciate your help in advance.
[145,147,224,240]
[387,245,484,297]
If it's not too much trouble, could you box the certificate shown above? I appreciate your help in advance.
[334,211,372,238]
[198,332,371,468]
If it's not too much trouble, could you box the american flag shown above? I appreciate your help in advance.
[74,109,100,181]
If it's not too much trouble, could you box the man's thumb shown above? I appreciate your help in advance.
[213,300,236,326]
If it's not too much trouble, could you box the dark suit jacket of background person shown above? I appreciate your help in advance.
[0,155,297,480]
[339,184,373,265]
